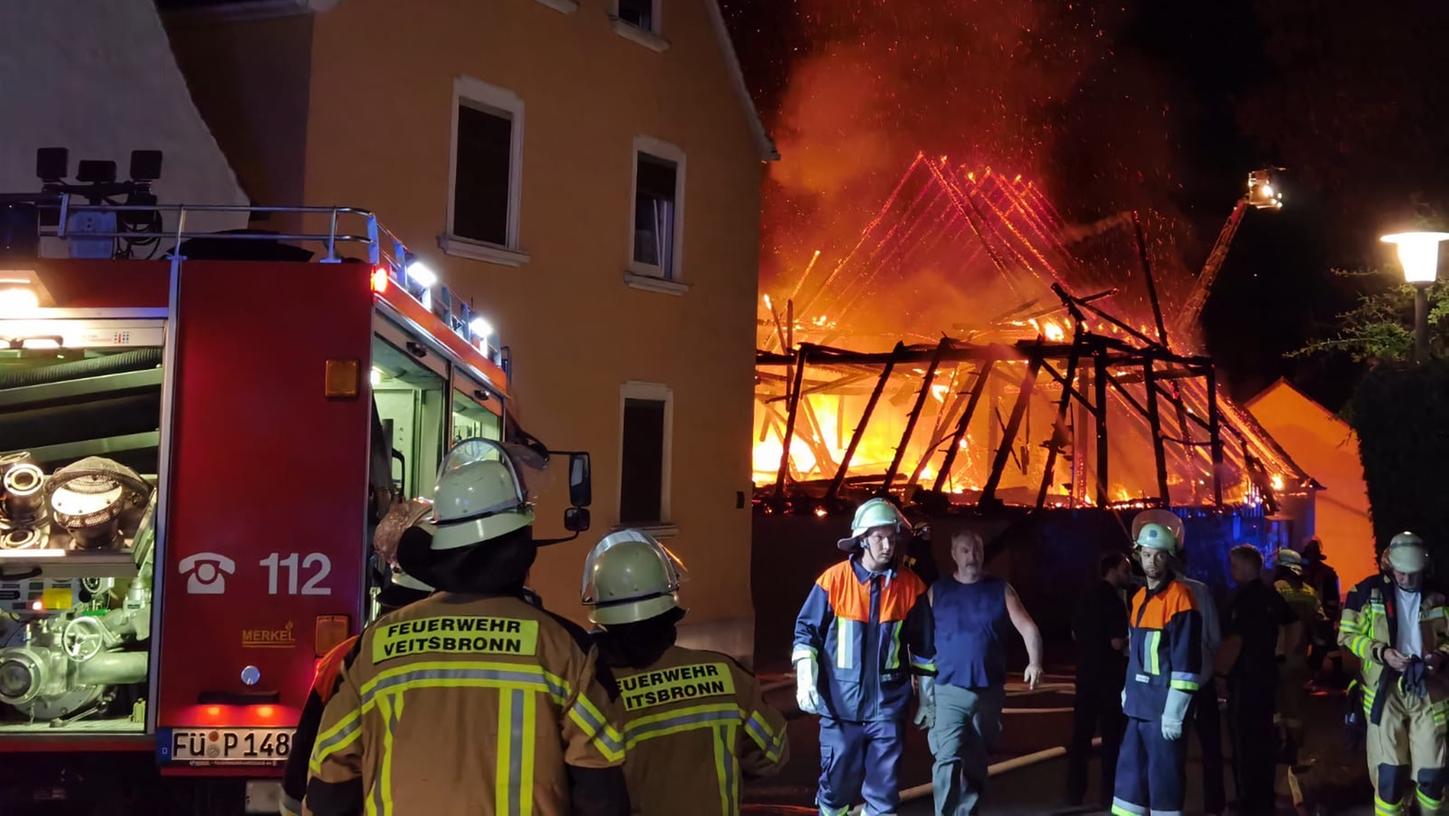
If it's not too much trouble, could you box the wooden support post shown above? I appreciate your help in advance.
[1206,366,1225,508]
[883,337,951,492]
[981,346,1044,506]
[826,342,903,502]
[1143,359,1171,504]
[774,344,810,499]
[1133,210,1171,347]
[933,357,997,493]
[1036,331,1085,508]
[1094,348,1109,508]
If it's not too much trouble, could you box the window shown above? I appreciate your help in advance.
[629,137,686,281]
[445,77,526,265]
[617,0,655,31]
[619,383,672,525]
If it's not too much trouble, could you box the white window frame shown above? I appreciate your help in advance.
[626,136,687,288]
[617,381,674,529]
[612,0,669,51]
[441,76,529,268]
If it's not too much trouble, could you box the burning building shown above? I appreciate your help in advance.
[753,155,1311,528]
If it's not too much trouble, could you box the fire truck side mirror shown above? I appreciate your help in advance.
[564,507,591,533]
[568,453,592,508]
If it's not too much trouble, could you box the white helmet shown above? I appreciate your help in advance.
[1387,531,1429,575]
[429,439,536,552]
[1132,509,1184,554]
[836,497,911,552]
[580,529,687,626]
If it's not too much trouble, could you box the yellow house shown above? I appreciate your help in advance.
[163,0,775,656]
[1246,378,1376,592]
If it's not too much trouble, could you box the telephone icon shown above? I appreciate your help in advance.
[179,552,236,595]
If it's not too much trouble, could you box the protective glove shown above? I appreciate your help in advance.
[794,656,823,716]
[912,676,936,730]
[1120,688,1126,711]
[1161,687,1191,741]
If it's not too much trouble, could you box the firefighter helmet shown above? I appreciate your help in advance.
[1387,531,1429,575]
[580,529,687,625]
[429,438,536,551]
[1131,509,1184,554]
[1276,548,1304,575]
[836,498,911,552]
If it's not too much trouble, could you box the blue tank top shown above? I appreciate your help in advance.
[932,575,1008,688]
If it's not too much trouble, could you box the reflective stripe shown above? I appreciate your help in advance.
[712,723,739,816]
[1169,671,1199,692]
[623,703,742,748]
[1148,810,1183,816]
[1377,794,1406,816]
[496,688,529,816]
[745,710,786,763]
[367,692,401,816]
[910,653,937,674]
[1419,787,1444,810]
[1111,798,1147,816]
[567,693,625,763]
[836,620,854,670]
[885,622,902,670]
[310,708,363,775]
[1145,631,1161,675]
[819,805,851,816]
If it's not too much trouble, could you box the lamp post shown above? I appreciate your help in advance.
[1381,231,1449,363]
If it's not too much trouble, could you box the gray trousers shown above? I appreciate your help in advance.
[927,682,1005,816]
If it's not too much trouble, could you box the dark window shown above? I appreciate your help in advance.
[620,397,666,524]
[618,0,654,31]
[453,104,512,246]
[632,153,678,276]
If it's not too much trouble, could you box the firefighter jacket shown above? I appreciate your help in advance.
[283,635,360,816]
[304,592,626,816]
[1338,573,1449,725]
[1123,574,1202,722]
[792,556,936,723]
[611,645,789,815]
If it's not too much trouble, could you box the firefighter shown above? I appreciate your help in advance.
[582,528,789,814]
[282,499,435,816]
[1112,520,1202,816]
[1338,531,1449,816]
[793,497,936,816]
[304,439,629,816]
[1272,547,1323,809]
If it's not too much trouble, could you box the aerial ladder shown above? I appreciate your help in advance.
[1171,168,1284,347]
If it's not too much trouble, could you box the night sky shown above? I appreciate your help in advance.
[722,0,1449,410]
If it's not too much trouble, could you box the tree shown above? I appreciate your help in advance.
[1292,271,1448,366]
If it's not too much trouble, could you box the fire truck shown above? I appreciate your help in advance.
[0,189,591,811]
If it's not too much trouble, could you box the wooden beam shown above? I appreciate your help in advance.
[1037,329,1086,508]
[933,358,997,493]
[1207,367,1225,508]
[883,337,951,492]
[825,342,903,502]
[1143,360,1171,503]
[774,344,811,498]
[1094,348,1109,508]
[981,343,1044,506]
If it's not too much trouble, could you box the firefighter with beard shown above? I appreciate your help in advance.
[583,529,789,814]
[1339,532,1449,816]
[304,439,628,816]
[793,498,937,816]
[1112,520,1203,816]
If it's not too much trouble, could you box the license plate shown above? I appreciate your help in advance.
[165,728,294,764]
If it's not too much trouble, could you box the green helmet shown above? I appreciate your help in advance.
[1276,548,1304,575]
[836,498,910,552]
[1387,531,1428,575]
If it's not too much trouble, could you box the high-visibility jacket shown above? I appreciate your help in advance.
[792,557,936,722]
[304,592,625,816]
[1338,574,1449,724]
[1123,574,1201,721]
[282,635,361,816]
[611,645,789,815]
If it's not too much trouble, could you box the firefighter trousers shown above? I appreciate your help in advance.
[818,716,904,816]
[1367,685,1448,815]
[1112,715,1187,816]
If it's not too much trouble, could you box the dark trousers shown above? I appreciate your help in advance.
[1066,677,1126,807]
[1113,714,1189,814]
[1227,681,1278,815]
[1193,685,1226,814]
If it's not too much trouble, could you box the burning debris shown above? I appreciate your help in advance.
[754,156,1308,514]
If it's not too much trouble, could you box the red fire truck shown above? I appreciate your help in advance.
[0,194,590,811]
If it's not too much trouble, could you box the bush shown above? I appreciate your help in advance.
[1350,361,1449,564]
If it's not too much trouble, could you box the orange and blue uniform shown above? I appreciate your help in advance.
[793,557,935,816]
[1112,574,1202,816]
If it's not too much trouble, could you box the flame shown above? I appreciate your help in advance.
[930,383,950,403]
[1042,321,1065,342]
[1270,473,1285,491]
[763,294,774,310]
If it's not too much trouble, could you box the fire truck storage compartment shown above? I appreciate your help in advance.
[0,318,166,733]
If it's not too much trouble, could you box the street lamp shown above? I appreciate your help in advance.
[1381,231,1449,363]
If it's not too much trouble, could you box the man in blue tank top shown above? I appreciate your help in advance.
[928,529,1044,815]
